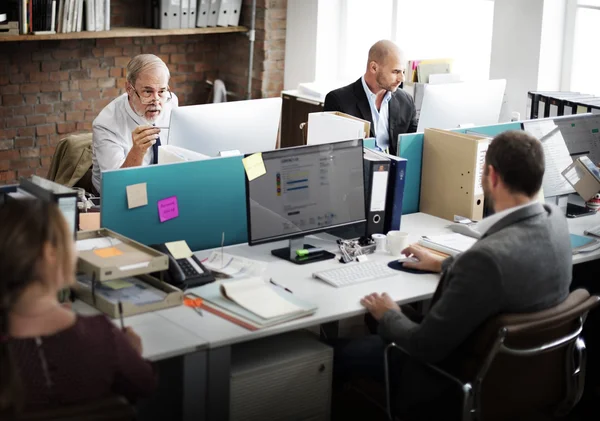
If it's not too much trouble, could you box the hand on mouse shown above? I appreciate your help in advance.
[401,244,444,273]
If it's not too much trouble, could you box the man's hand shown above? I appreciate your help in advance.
[131,125,160,153]
[122,126,161,168]
[401,244,444,273]
[360,292,400,321]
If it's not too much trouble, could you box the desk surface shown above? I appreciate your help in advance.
[160,212,447,349]
[72,300,208,361]
[75,212,600,353]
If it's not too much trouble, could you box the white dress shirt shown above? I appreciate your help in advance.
[361,76,392,151]
[91,93,179,193]
[476,201,538,235]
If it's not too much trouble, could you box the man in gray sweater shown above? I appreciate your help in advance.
[336,130,572,418]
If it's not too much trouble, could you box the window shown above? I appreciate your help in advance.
[331,0,494,83]
[569,0,600,94]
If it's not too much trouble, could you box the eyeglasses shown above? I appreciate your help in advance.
[131,86,172,104]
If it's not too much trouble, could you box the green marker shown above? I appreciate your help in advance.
[296,248,325,257]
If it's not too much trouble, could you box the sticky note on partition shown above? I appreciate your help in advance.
[242,152,266,181]
[126,183,148,209]
[158,196,179,223]
[165,240,193,259]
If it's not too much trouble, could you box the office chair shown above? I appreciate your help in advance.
[16,396,136,421]
[384,289,600,421]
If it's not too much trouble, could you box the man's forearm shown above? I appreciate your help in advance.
[121,148,145,168]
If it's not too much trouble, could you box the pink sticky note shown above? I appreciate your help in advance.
[158,196,179,223]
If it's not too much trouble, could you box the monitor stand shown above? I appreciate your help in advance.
[271,237,336,265]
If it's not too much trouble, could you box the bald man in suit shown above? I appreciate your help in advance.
[324,40,418,155]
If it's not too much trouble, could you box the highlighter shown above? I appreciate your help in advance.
[296,248,325,257]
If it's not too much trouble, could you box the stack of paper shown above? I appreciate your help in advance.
[203,252,267,278]
[418,233,477,256]
[192,278,317,330]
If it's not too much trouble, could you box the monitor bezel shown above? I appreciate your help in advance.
[244,139,367,246]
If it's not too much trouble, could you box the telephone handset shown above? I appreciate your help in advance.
[150,244,215,289]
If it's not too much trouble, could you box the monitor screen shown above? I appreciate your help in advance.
[167,98,282,157]
[246,139,366,245]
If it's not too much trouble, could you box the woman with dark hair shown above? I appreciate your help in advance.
[0,200,156,417]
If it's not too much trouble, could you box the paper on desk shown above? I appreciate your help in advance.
[77,275,166,305]
[419,233,477,256]
[76,237,122,252]
[103,279,135,290]
[221,277,302,319]
[165,240,193,259]
[242,153,266,181]
[126,183,148,209]
[204,251,267,278]
[526,120,575,197]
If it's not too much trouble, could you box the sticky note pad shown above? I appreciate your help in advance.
[79,213,100,231]
[126,183,148,209]
[158,196,179,223]
[165,240,193,259]
[103,279,134,290]
[242,152,266,181]
[93,247,123,258]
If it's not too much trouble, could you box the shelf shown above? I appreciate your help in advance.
[0,26,248,42]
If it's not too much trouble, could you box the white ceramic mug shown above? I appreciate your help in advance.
[387,231,409,256]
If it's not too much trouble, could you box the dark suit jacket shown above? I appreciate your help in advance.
[379,203,572,364]
[323,78,418,156]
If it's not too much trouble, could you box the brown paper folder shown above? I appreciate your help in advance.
[420,129,490,221]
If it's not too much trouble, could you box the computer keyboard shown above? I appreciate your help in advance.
[312,261,398,288]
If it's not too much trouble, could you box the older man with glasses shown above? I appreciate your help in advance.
[91,54,179,194]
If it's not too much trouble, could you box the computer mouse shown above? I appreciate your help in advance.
[396,256,419,263]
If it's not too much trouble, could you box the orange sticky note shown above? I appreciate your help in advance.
[93,247,123,258]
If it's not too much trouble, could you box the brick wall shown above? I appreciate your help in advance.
[219,0,287,99]
[0,0,287,185]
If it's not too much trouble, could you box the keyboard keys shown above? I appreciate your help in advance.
[312,261,397,287]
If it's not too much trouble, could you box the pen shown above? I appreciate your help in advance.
[270,278,293,294]
[118,301,125,331]
[296,248,325,257]
[155,126,169,130]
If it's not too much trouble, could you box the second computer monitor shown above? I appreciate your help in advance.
[246,139,366,264]
[167,97,282,157]
[417,79,507,132]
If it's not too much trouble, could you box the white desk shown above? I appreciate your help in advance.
[159,212,447,421]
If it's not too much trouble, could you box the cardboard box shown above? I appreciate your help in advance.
[306,111,370,145]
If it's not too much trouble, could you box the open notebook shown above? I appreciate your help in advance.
[192,278,317,330]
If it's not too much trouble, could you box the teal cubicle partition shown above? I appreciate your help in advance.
[101,156,248,251]
[398,122,522,214]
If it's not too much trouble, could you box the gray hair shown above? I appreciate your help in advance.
[126,54,170,86]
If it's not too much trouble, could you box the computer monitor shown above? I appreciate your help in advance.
[417,79,507,132]
[167,98,282,157]
[245,139,366,264]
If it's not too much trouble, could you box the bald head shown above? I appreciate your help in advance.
[364,40,406,93]
[367,40,403,68]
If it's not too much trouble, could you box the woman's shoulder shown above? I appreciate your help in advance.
[69,314,120,341]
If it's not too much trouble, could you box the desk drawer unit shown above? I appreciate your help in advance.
[230,331,333,421]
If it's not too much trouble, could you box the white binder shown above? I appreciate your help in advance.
[159,0,169,28]
[228,0,241,26]
[216,0,229,27]
[188,0,197,28]
[180,0,190,28]
[207,0,220,26]
[169,0,181,29]
[196,0,209,27]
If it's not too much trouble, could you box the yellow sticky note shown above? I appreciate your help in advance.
[242,153,266,181]
[93,247,124,258]
[165,240,193,259]
[126,183,148,209]
[103,279,134,290]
